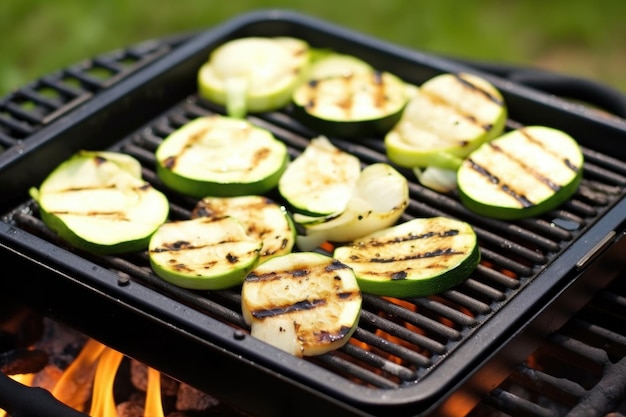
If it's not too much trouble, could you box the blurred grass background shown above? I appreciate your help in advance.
[2,0,625,98]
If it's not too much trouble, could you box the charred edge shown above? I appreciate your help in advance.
[314,326,353,343]
[519,128,581,174]
[163,155,176,170]
[369,247,465,264]
[467,158,535,208]
[251,298,326,319]
[337,290,360,300]
[151,240,193,253]
[489,141,562,191]
[245,271,279,282]
[325,259,350,272]
[391,271,408,280]
[455,73,504,107]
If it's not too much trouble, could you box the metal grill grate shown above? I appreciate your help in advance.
[5,91,626,391]
[0,34,190,148]
[468,276,626,417]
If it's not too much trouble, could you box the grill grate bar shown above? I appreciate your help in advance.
[359,310,448,354]
[313,353,401,389]
[483,388,559,417]
[468,278,626,417]
[351,327,432,368]
[473,264,520,290]
[340,342,417,381]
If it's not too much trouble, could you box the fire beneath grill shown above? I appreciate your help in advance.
[0,309,249,417]
[2,273,626,417]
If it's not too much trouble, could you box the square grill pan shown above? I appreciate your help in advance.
[2,9,626,417]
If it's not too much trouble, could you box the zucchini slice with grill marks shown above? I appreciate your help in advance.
[457,125,584,220]
[155,115,289,198]
[149,216,262,290]
[198,36,311,118]
[191,195,296,264]
[292,67,410,139]
[334,217,480,298]
[385,72,507,170]
[29,150,169,255]
[278,136,361,216]
[241,252,362,357]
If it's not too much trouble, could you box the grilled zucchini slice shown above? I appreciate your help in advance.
[292,67,410,139]
[334,217,480,298]
[241,252,362,357]
[198,36,310,118]
[457,125,584,219]
[385,72,507,170]
[155,115,289,199]
[278,136,361,216]
[29,151,169,255]
[191,195,296,264]
[149,216,262,290]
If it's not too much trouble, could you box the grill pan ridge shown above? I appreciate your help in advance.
[2,9,626,417]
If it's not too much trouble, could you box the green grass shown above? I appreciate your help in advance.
[2,0,625,97]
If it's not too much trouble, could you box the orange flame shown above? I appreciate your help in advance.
[51,338,107,411]
[88,347,123,417]
[145,367,165,417]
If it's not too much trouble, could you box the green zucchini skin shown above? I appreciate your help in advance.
[334,217,480,298]
[457,126,584,220]
[149,216,262,290]
[31,150,169,255]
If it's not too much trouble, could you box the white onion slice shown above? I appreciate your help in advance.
[295,163,409,248]
[413,166,458,193]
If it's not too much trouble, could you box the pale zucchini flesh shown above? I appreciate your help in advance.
[198,36,311,118]
[278,136,361,216]
[334,217,480,298]
[191,195,296,263]
[457,125,584,219]
[30,150,169,255]
[241,252,362,357]
[149,216,262,290]
[385,72,507,170]
[155,115,288,198]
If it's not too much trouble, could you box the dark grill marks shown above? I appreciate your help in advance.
[251,298,326,319]
[466,129,576,207]
[423,74,502,132]
[455,73,504,107]
[519,128,580,174]
[467,158,534,207]
[369,247,465,264]
[245,262,360,320]
[352,228,467,264]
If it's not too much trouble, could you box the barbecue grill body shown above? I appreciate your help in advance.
[2,10,626,417]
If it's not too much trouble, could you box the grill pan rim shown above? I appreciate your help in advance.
[2,8,626,417]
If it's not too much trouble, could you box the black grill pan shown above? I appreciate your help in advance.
[2,9,626,417]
